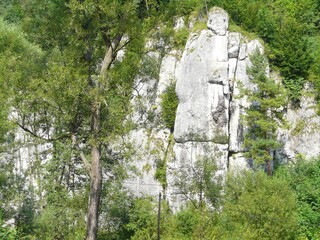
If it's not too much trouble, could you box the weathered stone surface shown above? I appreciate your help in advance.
[174,17,185,30]
[229,102,244,152]
[277,92,320,161]
[207,7,229,36]
[123,51,178,196]
[171,142,228,170]
[207,62,229,85]
[155,51,179,111]
[228,58,237,80]
[174,29,229,143]
[174,84,228,143]
[130,77,158,126]
[228,32,240,58]
[229,39,265,154]
[238,43,247,60]
[247,39,264,55]
[123,129,169,196]
[228,153,252,172]
[167,141,228,211]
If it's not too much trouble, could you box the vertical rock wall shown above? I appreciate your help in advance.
[166,8,266,209]
[122,51,178,196]
[277,86,320,161]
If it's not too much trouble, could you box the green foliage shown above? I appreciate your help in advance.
[255,6,277,43]
[175,208,199,237]
[221,0,267,31]
[243,50,287,167]
[155,158,167,189]
[126,171,300,240]
[173,27,190,49]
[98,173,134,239]
[0,18,43,141]
[29,186,87,239]
[276,158,320,239]
[166,0,206,17]
[161,82,179,132]
[0,0,24,23]
[309,36,320,111]
[154,134,174,190]
[282,77,305,104]
[126,198,212,240]
[21,0,68,50]
[220,0,319,103]
[3,1,320,238]
[126,198,158,240]
[191,21,207,32]
[213,171,298,240]
[0,1,195,238]
[270,17,311,103]
[0,210,17,240]
[156,24,189,51]
[175,154,223,209]
[163,205,206,240]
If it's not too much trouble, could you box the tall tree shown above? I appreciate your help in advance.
[1,0,166,239]
[243,50,287,174]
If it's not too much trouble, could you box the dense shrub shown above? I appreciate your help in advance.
[161,82,179,132]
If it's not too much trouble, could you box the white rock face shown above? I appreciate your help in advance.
[167,7,270,209]
[174,29,229,143]
[228,153,252,172]
[123,49,178,197]
[155,51,179,109]
[167,141,228,211]
[123,128,169,196]
[174,17,185,30]
[228,32,240,58]
[277,90,320,161]
[168,8,234,209]
[207,7,229,36]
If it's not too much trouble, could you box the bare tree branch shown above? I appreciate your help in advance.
[15,121,68,142]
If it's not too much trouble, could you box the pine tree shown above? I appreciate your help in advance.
[243,49,287,174]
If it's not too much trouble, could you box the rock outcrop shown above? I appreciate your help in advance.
[4,7,320,211]
[166,8,266,208]
[277,86,320,161]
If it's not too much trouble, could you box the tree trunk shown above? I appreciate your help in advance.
[267,160,271,176]
[86,102,102,240]
[85,39,122,240]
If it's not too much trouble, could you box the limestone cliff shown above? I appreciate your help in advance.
[167,8,265,207]
[125,7,320,209]
[4,7,320,210]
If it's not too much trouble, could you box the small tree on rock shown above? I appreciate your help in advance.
[243,49,287,174]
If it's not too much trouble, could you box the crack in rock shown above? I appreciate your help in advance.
[212,96,227,126]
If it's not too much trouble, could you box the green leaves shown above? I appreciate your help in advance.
[0,215,17,240]
[220,0,319,103]
[243,50,287,166]
[215,171,298,240]
[160,82,178,132]
[126,198,158,240]
[0,18,44,141]
[276,158,320,239]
